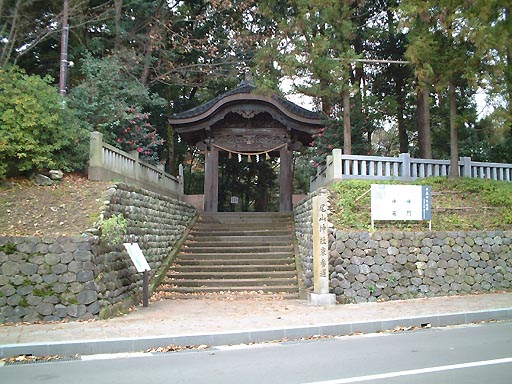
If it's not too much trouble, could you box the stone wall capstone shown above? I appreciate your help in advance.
[0,183,196,323]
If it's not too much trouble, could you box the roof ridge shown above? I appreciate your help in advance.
[169,81,322,121]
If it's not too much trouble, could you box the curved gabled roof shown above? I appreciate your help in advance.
[168,78,324,147]
[169,79,323,123]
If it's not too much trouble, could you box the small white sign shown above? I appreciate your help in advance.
[123,243,151,273]
[230,196,239,204]
[371,184,432,223]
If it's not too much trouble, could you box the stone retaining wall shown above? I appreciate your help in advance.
[294,191,512,303]
[96,184,196,314]
[330,230,512,303]
[0,183,196,323]
[0,237,100,322]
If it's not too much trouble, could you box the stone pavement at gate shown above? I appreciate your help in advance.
[1,292,512,358]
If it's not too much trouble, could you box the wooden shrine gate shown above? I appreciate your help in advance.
[168,76,323,212]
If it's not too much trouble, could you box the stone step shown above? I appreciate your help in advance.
[189,229,292,237]
[196,219,292,226]
[187,234,292,242]
[159,285,299,294]
[198,212,292,220]
[162,277,296,287]
[157,212,298,298]
[177,252,294,260]
[171,264,296,272]
[184,238,293,247]
[180,246,292,253]
[191,224,292,232]
[160,292,299,300]
[174,258,294,266]
[165,271,297,279]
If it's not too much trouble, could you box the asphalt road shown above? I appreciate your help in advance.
[1,321,511,384]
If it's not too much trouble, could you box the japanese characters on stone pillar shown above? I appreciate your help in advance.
[309,193,336,306]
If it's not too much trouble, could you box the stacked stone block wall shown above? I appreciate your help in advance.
[0,183,196,323]
[294,192,512,303]
[95,184,196,311]
[0,237,100,322]
[330,230,512,303]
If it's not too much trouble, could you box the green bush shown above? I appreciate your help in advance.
[99,214,128,246]
[0,66,88,178]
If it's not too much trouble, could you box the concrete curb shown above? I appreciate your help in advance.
[2,308,511,358]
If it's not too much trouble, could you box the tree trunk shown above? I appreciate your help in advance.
[140,1,164,85]
[58,0,69,96]
[342,89,352,155]
[166,124,176,175]
[114,0,122,52]
[166,86,176,175]
[449,80,459,178]
[1,0,21,67]
[417,87,432,159]
[397,78,408,153]
[505,7,512,113]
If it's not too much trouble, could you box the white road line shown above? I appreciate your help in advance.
[303,356,512,384]
[81,352,150,361]
[216,343,283,351]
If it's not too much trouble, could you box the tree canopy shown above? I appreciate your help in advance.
[0,0,510,184]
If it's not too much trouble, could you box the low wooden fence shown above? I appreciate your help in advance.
[88,131,183,198]
[310,149,512,191]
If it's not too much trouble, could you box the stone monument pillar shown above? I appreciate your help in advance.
[309,194,336,306]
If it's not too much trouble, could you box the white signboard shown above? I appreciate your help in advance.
[230,196,239,204]
[371,184,432,228]
[123,243,151,272]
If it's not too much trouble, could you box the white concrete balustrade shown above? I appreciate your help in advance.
[311,149,512,191]
[88,131,183,198]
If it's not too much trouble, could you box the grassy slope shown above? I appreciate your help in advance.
[329,177,512,231]
[0,174,112,237]
[1,175,511,236]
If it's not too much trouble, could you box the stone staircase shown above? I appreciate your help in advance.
[158,212,299,298]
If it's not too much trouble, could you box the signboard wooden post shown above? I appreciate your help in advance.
[123,242,151,307]
[371,184,432,230]
[230,196,239,212]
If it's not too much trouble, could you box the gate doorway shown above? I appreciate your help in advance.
[218,154,279,212]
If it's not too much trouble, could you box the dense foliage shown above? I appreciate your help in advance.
[0,66,87,178]
[0,1,510,203]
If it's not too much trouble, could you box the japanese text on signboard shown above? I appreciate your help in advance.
[371,184,432,222]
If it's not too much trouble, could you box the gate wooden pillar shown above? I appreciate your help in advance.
[279,145,293,212]
[204,145,219,212]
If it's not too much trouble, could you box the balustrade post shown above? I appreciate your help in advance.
[399,153,411,181]
[178,163,184,197]
[88,131,104,181]
[461,157,472,178]
[332,148,343,181]
[89,132,103,167]
[325,154,334,184]
[130,150,140,181]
